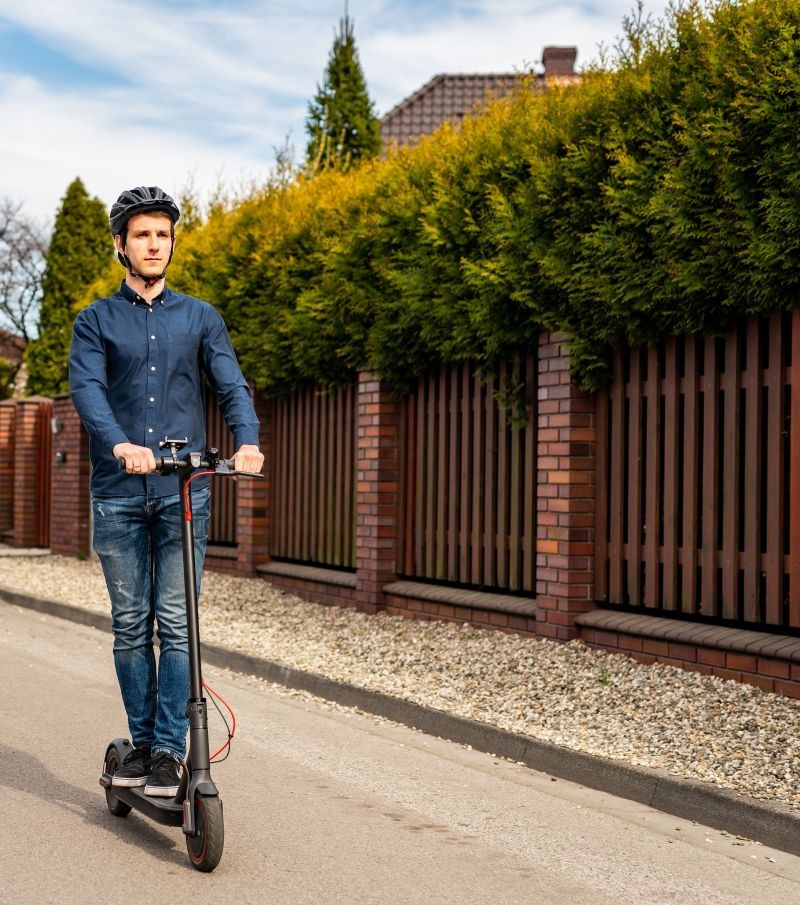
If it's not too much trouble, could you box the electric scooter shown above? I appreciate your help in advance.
[98,437,263,872]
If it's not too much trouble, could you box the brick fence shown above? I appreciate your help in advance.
[3,329,798,699]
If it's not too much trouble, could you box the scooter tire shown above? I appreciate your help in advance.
[104,747,132,818]
[186,794,224,872]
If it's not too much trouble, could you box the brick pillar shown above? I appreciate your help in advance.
[355,372,402,614]
[236,389,271,577]
[49,395,91,557]
[535,331,597,640]
[0,400,16,541]
[12,397,51,548]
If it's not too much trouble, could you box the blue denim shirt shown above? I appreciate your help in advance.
[69,281,260,497]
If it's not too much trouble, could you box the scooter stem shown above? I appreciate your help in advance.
[179,467,204,702]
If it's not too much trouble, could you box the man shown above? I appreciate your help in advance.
[69,186,263,797]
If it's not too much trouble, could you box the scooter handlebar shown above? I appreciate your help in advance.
[117,454,264,479]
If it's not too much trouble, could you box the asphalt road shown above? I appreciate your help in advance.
[1,600,799,905]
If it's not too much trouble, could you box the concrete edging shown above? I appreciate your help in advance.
[2,585,798,857]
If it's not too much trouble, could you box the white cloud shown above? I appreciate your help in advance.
[0,69,267,224]
[0,0,672,221]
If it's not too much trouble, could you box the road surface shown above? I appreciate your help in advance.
[1,600,798,904]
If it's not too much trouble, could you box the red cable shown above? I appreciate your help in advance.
[203,680,237,762]
[183,470,215,521]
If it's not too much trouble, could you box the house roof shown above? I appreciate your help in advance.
[379,46,578,150]
[380,73,523,149]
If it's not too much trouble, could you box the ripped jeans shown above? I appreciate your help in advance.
[92,487,210,761]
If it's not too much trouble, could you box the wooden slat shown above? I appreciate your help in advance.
[325,393,339,563]
[447,366,459,581]
[483,373,497,586]
[278,399,285,554]
[36,402,52,547]
[334,388,344,564]
[272,400,280,553]
[459,365,472,583]
[764,313,784,625]
[343,384,355,567]
[318,391,327,562]
[425,374,437,577]
[608,350,625,602]
[471,373,485,585]
[435,369,447,579]
[309,389,320,562]
[662,341,680,610]
[721,331,740,620]
[681,336,700,613]
[594,383,609,600]
[701,336,720,617]
[742,319,761,621]
[402,393,416,576]
[789,309,800,629]
[508,360,522,591]
[627,348,643,605]
[415,376,426,576]
[644,345,661,608]
[523,353,536,592]
[496,362,508,589]
[305,388,314,560]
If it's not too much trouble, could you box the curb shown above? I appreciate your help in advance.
[3,586,799,856]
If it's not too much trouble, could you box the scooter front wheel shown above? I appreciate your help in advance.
[186,794,224,872]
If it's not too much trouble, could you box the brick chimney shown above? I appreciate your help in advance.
[542,46,577,77]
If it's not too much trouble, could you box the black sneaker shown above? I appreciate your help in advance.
[112,745,151,787]
[144,752,183,797]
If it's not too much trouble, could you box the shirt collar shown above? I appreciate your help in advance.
[118,279,171,306]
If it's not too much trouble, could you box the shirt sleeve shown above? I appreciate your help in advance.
[68,307,129,451]
[200,306,261,448]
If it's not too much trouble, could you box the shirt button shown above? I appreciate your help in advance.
[149,397,155,402]
[148,428,154,433]
[150,366,156,371]
[150,335,156,340]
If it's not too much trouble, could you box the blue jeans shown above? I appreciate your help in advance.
[92,487,210,761]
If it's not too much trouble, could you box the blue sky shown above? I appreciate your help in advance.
[0,0,671,225]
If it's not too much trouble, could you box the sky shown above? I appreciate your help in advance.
[0,0,672,226]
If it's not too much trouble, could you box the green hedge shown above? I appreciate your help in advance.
[166,0,800,395]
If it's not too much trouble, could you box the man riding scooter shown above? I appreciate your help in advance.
[69,186,263,796]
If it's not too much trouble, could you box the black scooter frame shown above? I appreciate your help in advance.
[99,439,261,839]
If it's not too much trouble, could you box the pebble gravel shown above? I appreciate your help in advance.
[1,553,798,811]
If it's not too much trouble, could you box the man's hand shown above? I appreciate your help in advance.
[113,442,157,475]
[232,444,264,475]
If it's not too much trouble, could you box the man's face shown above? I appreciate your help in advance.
[116,211,174,279]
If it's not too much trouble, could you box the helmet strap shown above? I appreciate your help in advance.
[119,234,175,291]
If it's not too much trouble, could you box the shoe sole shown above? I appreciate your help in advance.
[112,776,148,787]
[144,784,179,797]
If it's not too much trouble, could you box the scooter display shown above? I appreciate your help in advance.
[98,437,263,872]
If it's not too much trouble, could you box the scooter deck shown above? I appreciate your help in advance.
[100,772,184,827]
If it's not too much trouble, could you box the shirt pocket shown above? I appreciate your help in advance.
[168,332,202,366]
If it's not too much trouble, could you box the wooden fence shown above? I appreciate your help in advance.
[270,383,357,568]
[399,357,537,593]
[595,311,800,632]
[205,386,237,546]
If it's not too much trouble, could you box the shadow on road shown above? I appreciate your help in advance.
[0,743,189,868]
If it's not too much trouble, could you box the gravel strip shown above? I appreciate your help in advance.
[1,553,798,810]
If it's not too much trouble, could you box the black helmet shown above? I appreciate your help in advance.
[109,185,180,237]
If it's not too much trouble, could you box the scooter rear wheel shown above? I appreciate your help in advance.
[104,747,132,818]
[186,794,224,872]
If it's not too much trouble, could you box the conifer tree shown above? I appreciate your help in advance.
[305,8,381,172]
[25,178,110,396]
